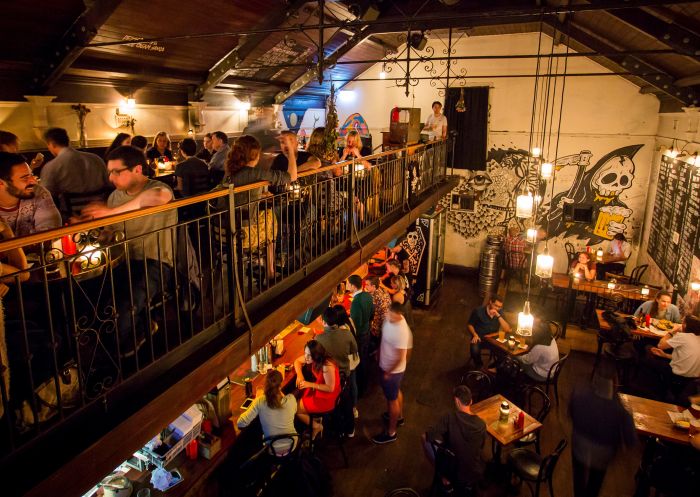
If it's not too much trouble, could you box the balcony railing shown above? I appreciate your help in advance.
[0,139,449,466]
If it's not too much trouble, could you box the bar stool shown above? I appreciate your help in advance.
[306,378,349,467]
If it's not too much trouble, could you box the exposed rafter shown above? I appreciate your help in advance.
[30,0,123,93]
[589,1,700,60]
[193,0,308,100]
[547,19,697,105]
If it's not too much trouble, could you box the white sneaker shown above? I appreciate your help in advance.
[347,429,355,438]
[353,407,359,419]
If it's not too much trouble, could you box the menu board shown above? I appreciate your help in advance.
[647,155,700,294]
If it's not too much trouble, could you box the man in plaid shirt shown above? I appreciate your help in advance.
[504,226,527,269]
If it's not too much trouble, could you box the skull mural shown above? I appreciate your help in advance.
[406,230,419,250]
[591,155,635,197]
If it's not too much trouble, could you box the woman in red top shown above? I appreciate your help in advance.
[570,251,597,281]
[294,340,341,438]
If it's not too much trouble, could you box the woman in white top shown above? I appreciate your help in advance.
[237,370,297,453]
[422,101,448,139]
[517,321,559,382]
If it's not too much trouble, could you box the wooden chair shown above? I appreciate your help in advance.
[528,353,569,404]
[564,242,576,267]
[515,386,551,454]
[459,370,493,403]
[547,321,562,341]
[605,263,648,286]
[508,439,567,497]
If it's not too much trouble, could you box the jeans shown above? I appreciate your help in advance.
[470,340,487,367]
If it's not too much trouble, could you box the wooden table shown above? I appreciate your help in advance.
[595,309,668,340]
[483,333,530,357]
[552,272,655,337]
[619,393,691,446]
[471,394,542,461]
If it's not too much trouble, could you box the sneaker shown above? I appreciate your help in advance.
[382,412,405,427]
[353,407,359,419]
[347,429,355,438]
[371,432,397,445]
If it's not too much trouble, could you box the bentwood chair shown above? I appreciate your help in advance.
[508,439,568,497]
[459,370,493,403]
[307,377,349,467]
[515,386,551,454]
[528,353,569,405]
[428,439,476,497]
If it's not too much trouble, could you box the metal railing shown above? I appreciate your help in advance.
[0,139,448,457]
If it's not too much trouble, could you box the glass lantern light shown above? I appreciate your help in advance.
[573,272,581,285]
[535,248,554,279]
[517,301,534,336]
[532,146,541,158]
[691,281,700,292]
[516,190,534,218]
[596,247,604,262]
[540,162,553,179]
[526,228,538,243]
[641,285,650,296]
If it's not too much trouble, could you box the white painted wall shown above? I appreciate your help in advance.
[0,98,250,150]
[336,32,660,270]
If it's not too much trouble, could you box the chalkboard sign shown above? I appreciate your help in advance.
[647,155,699,294]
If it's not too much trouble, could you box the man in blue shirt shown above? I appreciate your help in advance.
[467,295,511,367]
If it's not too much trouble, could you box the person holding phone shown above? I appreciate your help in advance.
[237,370,297,453]
[466,294,511,368]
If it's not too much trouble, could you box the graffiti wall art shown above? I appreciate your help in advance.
[441,144,644,244]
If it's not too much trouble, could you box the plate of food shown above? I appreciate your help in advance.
[655,319,674,331]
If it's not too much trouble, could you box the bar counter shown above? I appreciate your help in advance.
[96,318,322,497]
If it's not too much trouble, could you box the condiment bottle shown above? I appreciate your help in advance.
[645,313,651,327]
[517,411,525,429]
[499,401,510,423]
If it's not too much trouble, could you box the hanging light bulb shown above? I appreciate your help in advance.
[526,228,538,242]
[596,247,604,262]
[641,285,650,296]
[691,281,700,292]
[535,248,554,278]
[688,152,699,166]
[516,190,534,218]
[379,70,387,80]
[540,162,553,179]
[532,146,541,158]
[455,87,466,113]
[517,300,534,336]
[667,139,679,158]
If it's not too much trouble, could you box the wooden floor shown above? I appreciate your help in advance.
[320,273,643,497]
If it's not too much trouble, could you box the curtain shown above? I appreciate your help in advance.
[444,86,489,170]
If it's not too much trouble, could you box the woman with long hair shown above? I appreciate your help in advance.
[237,370,297,452]
[634,290,681,323]
[293,340,341,438]
[146,131,173,161]
[104,133,131,160]
[220,134,297,280]
[570,251,596,281]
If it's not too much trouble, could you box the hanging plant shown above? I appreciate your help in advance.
[71,103,91,148]
[322,84,339,162]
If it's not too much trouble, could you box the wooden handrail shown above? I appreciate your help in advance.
[0,139,446,252]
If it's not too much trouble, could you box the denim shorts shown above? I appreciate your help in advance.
[380,371,405,401]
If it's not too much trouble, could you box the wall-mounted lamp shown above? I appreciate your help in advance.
[115,97,136,134]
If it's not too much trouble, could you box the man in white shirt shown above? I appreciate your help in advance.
[422,101,448,139]
[596,233,632,279]
[372,302,413,444]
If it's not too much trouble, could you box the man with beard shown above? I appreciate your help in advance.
[0,152,61,236]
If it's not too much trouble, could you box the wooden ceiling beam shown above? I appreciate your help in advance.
[588,1,700,60]
[547,18,698,105]
[193,0,308,100]
[30,0,123,93]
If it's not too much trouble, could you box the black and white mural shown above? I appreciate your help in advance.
[442,144,644,245]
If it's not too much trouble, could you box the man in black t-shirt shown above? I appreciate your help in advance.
[422,385,486,492]
[174,138,209,197]
[269,130,321,194]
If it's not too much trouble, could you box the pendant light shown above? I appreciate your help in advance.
[596,247,604,262]
[517,300,534,336]
[535,247,554,278]
[531,146,541,158]
[516,190,534,218]
[526,228,538,242]
[540,162,553,179]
